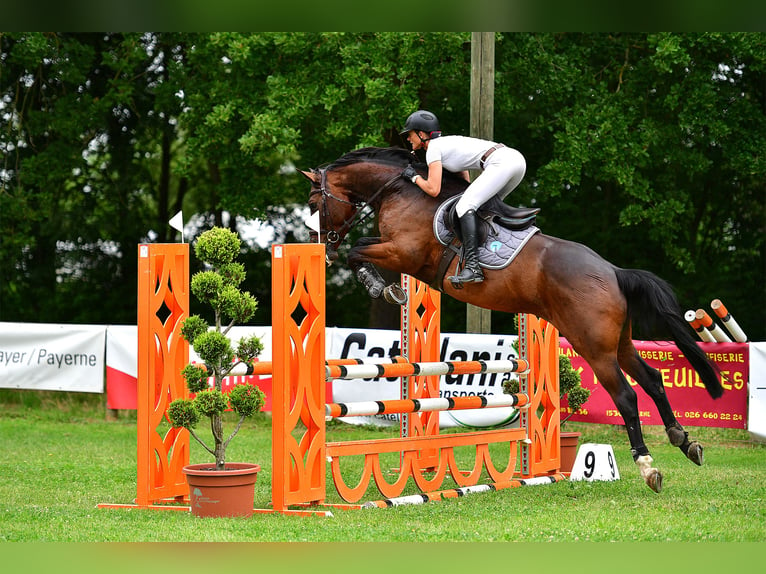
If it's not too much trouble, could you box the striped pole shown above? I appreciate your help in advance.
[685,310,715,342]
[696,308,731,343]
[325,358,528,381]
[710,299,748,342]
[326,392,529,419]
[361,475,565,508]
[200,356,408,377]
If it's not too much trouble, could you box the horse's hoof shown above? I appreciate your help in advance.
[665,423,687,447]
[645,469,663,493]
[383,284,407,306]
[686,441,704,466]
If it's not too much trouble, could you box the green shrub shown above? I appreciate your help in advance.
[166,227,266,470]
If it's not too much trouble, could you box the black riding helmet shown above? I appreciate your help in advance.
[399,110,442,139]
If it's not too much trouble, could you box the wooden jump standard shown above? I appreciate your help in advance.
[263,243,563,515]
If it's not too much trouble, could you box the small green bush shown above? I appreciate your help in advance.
[166,227,266,470]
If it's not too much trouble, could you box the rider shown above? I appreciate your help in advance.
[399,109,527,285]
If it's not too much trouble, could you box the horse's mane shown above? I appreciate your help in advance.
[326,146,467,198]
[327,146,414,170]
[326,147,468,201]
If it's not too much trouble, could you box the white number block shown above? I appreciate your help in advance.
[569,443,620,482]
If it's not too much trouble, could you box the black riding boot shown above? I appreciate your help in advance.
[449,210,484,285]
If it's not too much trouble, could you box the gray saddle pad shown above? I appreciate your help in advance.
[433,197,539,270]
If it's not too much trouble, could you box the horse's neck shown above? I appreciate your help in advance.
[347,161,461,216]
[349,164,401,201]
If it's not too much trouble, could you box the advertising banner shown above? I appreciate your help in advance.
[105,325,137,409]
[6,320,747,432]
[0,322,106,393]
[327,327,520,429]
[561,339,748,429]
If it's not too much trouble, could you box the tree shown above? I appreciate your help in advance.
[176,33,472,328]
[1,33,199,323]
[492,33,765,339]
[2,33,763,340]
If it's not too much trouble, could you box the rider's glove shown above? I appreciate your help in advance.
[401,165,419,183]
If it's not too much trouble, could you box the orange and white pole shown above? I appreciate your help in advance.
[685,310,715,342]
[696,308,731,343]
[710,299,748,342]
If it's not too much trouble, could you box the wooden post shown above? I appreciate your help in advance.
[467,32,495,334]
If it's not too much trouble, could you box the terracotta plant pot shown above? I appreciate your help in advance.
[560,431,581,474]
[183,462,261,518]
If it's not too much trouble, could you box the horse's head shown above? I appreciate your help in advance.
[302,147,412,264]
[301,167,363,264]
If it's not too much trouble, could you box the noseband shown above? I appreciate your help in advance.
[310,167,400,250]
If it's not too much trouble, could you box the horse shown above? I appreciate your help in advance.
[301,146,723,493]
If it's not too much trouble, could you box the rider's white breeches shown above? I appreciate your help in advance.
[455,146,526,217]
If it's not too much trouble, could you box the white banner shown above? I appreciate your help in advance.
[748,342,766,442]
[326,327,521,429]
[0,322,106,393]
[103,324,519,427]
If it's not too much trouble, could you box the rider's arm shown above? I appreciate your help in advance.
[415,160,443,197]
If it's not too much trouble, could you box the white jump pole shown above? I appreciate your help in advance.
[685,310,715,342]
[696,308,731,343]
[710,299,748,343]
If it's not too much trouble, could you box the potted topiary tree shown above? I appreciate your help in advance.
[166,226,266,518]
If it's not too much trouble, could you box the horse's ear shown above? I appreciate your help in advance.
[299,169,318,183]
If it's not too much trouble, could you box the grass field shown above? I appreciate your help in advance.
[1,390,764,546]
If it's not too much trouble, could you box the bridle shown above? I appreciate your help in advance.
[309,166,401,250]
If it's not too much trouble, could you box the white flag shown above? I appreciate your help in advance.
[168,211,184,242]
[169,211,183,232]
[306,211,321,241]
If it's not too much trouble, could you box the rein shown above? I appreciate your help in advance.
[312,166,400,247]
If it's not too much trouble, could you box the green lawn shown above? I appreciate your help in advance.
[1,391,764,545]
[2,392,763,574]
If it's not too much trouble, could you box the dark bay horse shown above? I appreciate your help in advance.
[301,146,723,493]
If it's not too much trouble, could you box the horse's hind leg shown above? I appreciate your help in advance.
[587,357,664,493]
[619,341,704,466]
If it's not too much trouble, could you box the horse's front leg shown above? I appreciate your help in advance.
[348,237,407,305]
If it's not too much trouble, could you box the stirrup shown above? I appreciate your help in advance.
[448,266,484,288]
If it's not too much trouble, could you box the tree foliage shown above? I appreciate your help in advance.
[1,32,764,340]
[492,33,765,338]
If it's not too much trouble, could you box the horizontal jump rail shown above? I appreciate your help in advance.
[326,392,529,419]
[202,356,408,377]
[360,475,566,508]
[325,359,528,381]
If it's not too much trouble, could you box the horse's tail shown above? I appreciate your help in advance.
[615,268,724,399]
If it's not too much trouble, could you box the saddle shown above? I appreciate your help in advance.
[431,194,540,290]
[444,195,539,241]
